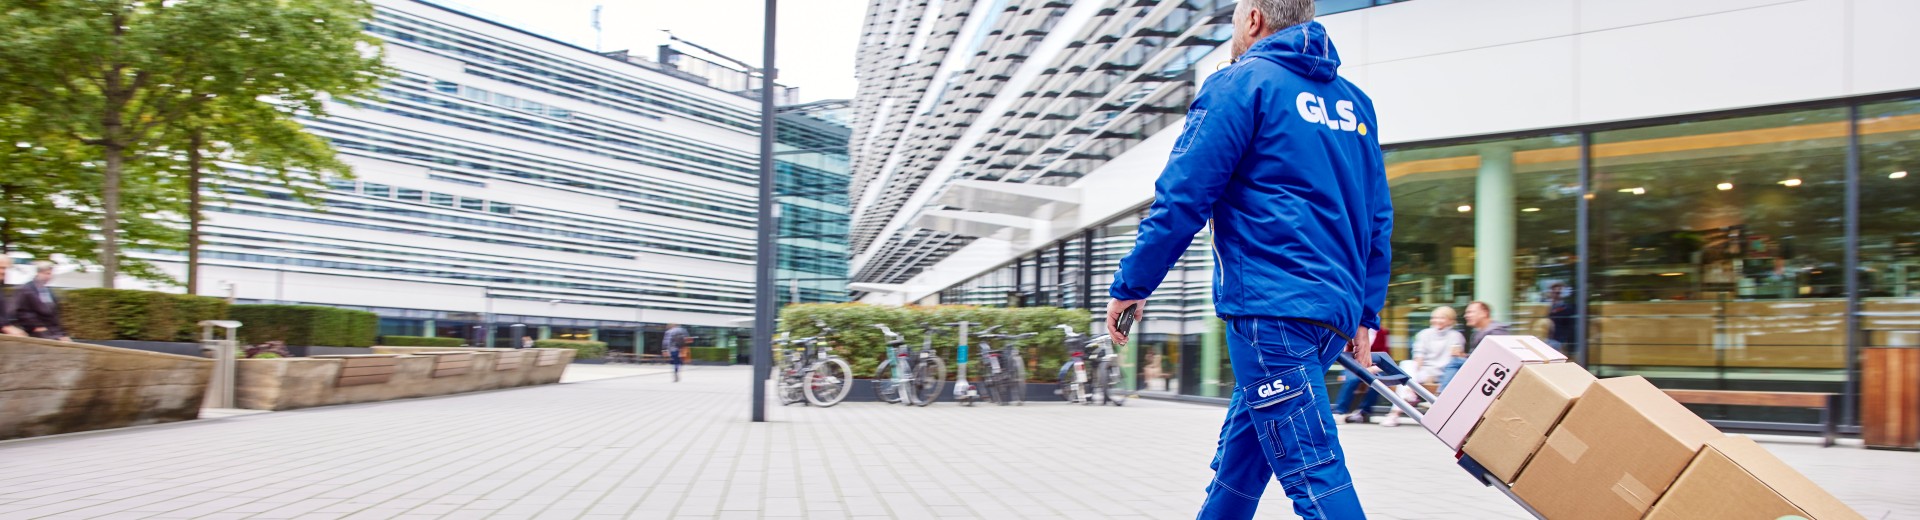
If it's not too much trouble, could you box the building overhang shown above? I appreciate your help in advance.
[932,180,1079,217]
[912,208,1036,238]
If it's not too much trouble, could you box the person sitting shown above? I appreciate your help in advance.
[1382,306,1463,427]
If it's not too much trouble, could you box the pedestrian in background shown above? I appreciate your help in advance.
[1103,0,1391,516]
[1443,301,1509,389]
[663,323,689,382]
[1380,306,1462,426]
[11,262,69,341]
[519,335,534,349]
[0,256,22,337]
[1333,316,1389,425]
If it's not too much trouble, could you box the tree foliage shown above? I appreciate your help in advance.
[0,0,389,286]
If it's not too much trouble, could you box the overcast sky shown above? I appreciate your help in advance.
[439,0,867,103]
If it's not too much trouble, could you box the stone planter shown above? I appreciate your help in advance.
[1,336,212,440]
[234,348,573,411]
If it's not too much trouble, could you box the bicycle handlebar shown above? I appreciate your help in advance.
[871,323,900,338]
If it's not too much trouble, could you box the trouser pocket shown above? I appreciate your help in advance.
[1245,366,1334,478]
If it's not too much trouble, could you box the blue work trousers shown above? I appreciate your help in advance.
[1198,317,1367,520]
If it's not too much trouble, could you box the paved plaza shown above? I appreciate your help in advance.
[1,366,1914,519]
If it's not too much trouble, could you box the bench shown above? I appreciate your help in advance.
[1664,389,1841,447]
[415,351,474,378]
[315,354,400,387]
[495,350,525,371]
[605,352,639,364]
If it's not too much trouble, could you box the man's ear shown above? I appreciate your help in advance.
[1245,7,1264,34]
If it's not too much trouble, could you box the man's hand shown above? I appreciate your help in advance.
[1347,327,1376,369]
[1,325,23,337]
[1106,299,1144,345]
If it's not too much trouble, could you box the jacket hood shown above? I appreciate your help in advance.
[1240,21,1341,82]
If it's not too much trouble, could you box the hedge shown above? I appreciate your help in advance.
[381,335,465,347]
[534,339,607,360]
[779,303,1091,383]
[229,304,378,347]
[59,288,230,342]
[688,347,731,363]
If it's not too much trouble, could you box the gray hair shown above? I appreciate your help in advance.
[1243,0,1314,33]
[32,261,53,273]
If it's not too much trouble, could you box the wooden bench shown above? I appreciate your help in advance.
[605,352,639,364]
[495,351,525,371]
[315,354,400,387]
[1664,389,1841,447]
[416,351,474,378]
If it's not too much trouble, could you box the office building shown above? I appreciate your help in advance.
[115,0,804,355]
[847,0,1920,432]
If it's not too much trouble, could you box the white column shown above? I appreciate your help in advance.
[1475,146,1516,322]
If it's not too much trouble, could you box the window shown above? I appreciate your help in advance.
[488,201,515,215]
[459,197,485,211]
[363,183,392,198]
[430,192,455,207]
[396,188,425,202]
[1590,108,1848,420]
[1857,99,1920,348]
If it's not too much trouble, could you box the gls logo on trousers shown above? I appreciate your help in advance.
[1255,379,1291,399]
[1296,92,1367,135]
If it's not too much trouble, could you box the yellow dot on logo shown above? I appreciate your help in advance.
[1359,123,1369,136]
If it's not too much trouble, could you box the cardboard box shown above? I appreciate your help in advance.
[1646,436,1864,520]
[1512,376,1723,520]
[1423,335,1567,450]
[1461,363,1596,483]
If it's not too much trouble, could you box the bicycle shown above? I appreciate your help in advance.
[948,321,982,406]
[775,322,853,407]
[974,325,1033,406]
[871,324,947,406]
[1054,325,1126,406]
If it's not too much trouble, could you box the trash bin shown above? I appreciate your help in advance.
[1863,346,1919,450]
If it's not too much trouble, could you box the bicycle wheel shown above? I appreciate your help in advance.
[986,369,1009,405]
[1011,364,1026,406]
[778,373,802,405]
[1058,362,1082,403]
[1098,360,1126,406]
[804,357,853,407]
[872,358,901,404]
[910,357,945,406]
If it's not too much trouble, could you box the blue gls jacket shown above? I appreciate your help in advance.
[1109,21,1392,333]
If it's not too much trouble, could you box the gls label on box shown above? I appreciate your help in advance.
[1478,363,1512,397]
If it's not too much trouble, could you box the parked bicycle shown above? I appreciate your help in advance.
[1054,325,1126,406]
[871,324,947,406]
[974,325,1033,406]
[776,322,852,407]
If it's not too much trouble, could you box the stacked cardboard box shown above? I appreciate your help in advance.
[1460,362,1595,483]
[1422,335,1566,450]
[1433,336,1862,519]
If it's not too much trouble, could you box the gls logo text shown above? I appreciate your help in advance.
[1296,92,1365,135]
[1255,379,1291,399]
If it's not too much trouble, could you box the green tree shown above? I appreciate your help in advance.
[0,0,388,287]
[0,105,181,282]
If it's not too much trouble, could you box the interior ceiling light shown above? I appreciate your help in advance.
[1660,272,1685,277]
[1457,205,1472,213]
[1892,171,1909,179]
[1717,182,1734,191]
[1779,178,1802,187]
[1521,207,1541,212]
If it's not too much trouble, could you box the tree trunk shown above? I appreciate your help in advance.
[186,131,204,295]
[101,143,122,289]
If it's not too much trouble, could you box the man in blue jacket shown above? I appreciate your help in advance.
[1104,1,1391,518]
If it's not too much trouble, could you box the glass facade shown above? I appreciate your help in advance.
[928,94,1920,429]
[774,103,854,304]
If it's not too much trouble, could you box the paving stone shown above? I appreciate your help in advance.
[0,366,1911,519]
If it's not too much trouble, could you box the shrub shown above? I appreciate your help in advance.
[778,303,1092,383]
[381,335,465,347]
[59,288,230,342]
[688,347,730,363]
[229,304,378,347]
[534,339,607,360]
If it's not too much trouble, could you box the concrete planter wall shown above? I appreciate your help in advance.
[234,347,573,411]
[1,336,212,440]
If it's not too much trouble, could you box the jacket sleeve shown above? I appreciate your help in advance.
[1358,103,1393,331]
[1109,67,1257,301]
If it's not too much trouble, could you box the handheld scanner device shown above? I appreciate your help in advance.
[1114,302,1140,344]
